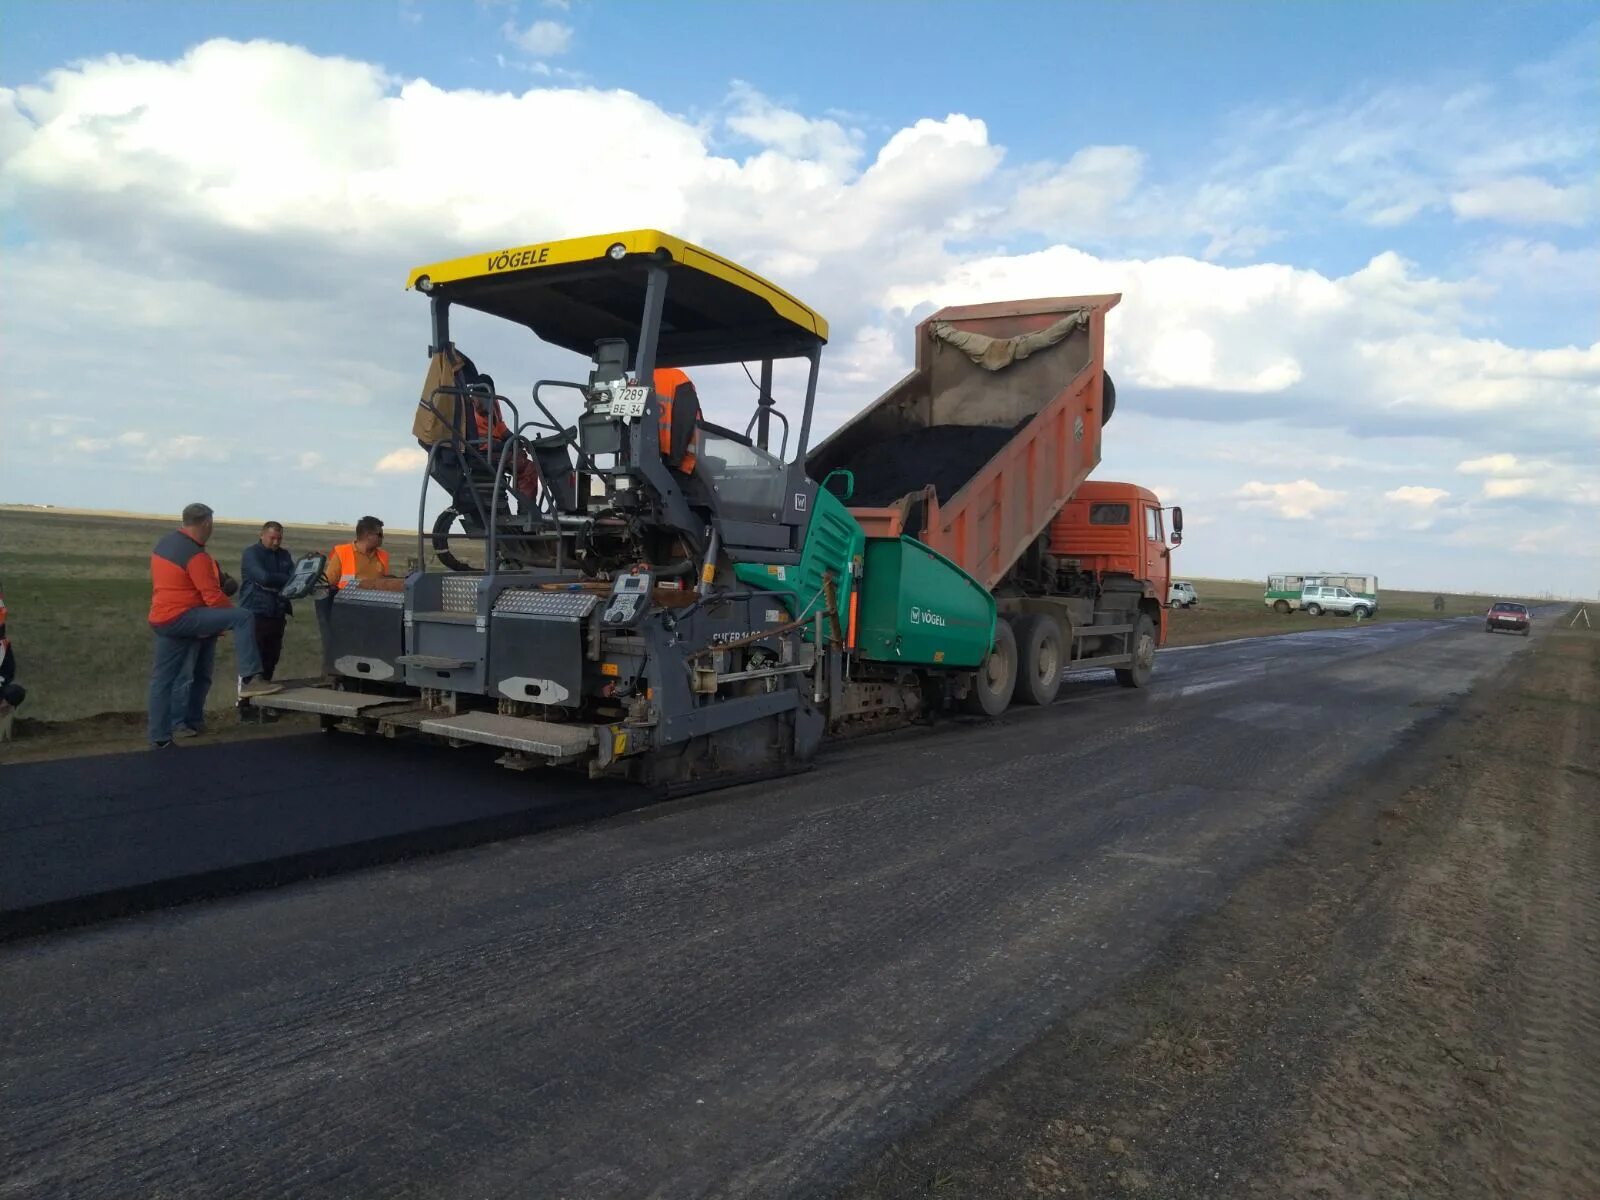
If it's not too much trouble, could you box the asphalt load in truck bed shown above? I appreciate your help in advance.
[837,424,1018,507]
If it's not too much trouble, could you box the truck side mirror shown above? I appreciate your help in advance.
[823,469,855,502]
[1170,506,1183,544]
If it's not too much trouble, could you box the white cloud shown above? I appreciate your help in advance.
[1483,478,1536,499]
[1235,479,1343,520]
[724,81,861,172]
[1385,486,1449,506]
[1458,453,1600,505]
[1006,145,1145,238]
[1450,176,1594,225]
[375,447,428,474]
[1458,453,1523,476]
[503,19,573,58]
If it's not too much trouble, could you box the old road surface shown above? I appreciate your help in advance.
[0,616,1546,1199]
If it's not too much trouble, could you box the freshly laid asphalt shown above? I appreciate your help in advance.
[0,616,1542,1198]
[0,728,638,937]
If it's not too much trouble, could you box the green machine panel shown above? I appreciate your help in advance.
[856,537,995,668]
[735,485,864,631]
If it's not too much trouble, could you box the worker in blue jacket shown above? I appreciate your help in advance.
[239,521,295,682]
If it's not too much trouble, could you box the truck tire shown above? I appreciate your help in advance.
[1011,614,1063,706]
[1306,602,1324,616]
[1100,372,1117,425]
[1273,600,1291,615]
[963,619,1017,717]
[1115,613,1156,688]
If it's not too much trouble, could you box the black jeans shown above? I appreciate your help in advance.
[254,615,287,681]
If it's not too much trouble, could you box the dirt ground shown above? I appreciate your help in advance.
[844,620,1599,1199]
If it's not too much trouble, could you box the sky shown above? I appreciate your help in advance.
[0,0,1596,596]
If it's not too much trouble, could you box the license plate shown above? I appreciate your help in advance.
[608,386,652,418]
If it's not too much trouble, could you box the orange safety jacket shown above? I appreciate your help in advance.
[331,543,391,589]
[471,399,511,444]
[652,367,700,474]
[150,529,231,625]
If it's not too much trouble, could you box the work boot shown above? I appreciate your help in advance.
[238,675,284,700]
[173,725,203,740]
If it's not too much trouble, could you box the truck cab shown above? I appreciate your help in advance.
[1048,480,1179,638]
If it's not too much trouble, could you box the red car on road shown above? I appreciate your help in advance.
[1485,601,1531,636]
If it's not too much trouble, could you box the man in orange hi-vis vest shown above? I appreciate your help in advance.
[469,373,540,505]
[653,367,701,474]
[325,516,404,593]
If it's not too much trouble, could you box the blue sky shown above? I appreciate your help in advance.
[1,1,1596,593]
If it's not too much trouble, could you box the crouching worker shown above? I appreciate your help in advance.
[148,503,282,748]
[1,577,23,739]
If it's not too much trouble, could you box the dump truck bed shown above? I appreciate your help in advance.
[807,295,1119,591]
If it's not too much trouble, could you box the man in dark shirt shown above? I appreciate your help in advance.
[240,520,294,681]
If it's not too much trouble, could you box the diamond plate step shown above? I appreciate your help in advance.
[417,712,599,759]
[251,687,419,718]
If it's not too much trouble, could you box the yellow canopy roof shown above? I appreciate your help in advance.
[407,230,829,367]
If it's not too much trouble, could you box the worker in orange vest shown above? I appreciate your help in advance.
[470,373,540,508]
[653,367,700,474]
[325,516,403,592]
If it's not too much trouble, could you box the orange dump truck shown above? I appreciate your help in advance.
[807,295,1182,712]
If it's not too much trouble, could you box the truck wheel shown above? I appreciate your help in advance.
[1115,614,1156,689]
[1011,614,1063,706]
[963,619,1018,717]
[1353,605,1372,619]
[1273,600,1291,615]
[1306,603,1324,617]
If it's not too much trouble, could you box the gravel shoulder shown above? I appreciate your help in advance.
[843,620,1600,1200]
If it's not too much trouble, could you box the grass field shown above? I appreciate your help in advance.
[0,506,1568,729]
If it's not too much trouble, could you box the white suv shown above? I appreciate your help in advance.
[1168,581,1199,608]
[1301,585,1375,619]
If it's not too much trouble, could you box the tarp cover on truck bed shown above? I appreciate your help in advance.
[926,311,1087,371]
